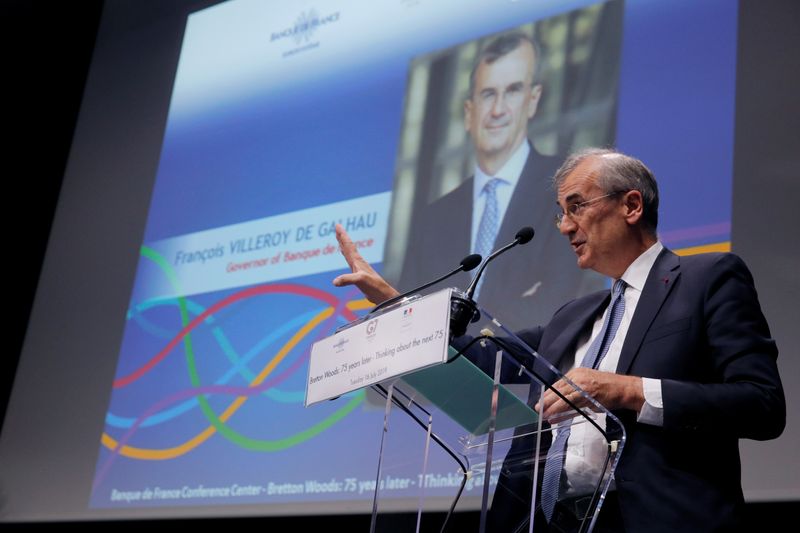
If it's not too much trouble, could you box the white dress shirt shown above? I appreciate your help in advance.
[470,141,530,254]
[562,241,665,495]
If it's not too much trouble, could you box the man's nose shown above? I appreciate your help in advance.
[491,93,508,116]
[558,214,577,235]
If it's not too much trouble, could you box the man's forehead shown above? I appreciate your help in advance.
[556,158,603,202]
[476,43,535,80]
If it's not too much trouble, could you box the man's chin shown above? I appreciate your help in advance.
[575,254,591,270]
[481,142,510,156]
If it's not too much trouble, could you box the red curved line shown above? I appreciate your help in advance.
[113,283,357,389]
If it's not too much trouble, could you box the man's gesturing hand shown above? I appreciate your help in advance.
[332,224,400,305]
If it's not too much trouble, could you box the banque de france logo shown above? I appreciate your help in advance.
[333,337,349,353]
[293,9,318,44]
[270,8,341,44]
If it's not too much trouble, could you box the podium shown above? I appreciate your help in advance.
[306,288,625,532]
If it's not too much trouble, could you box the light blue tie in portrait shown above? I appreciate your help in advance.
[540,279,627,521]
[474,178,502,299]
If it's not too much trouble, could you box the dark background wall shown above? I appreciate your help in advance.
[3,0,104,429]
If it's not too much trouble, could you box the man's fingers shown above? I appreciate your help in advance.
[334,223,379,275]
[542,395,566,419]
[333,272,362,287]
[540,379,585,420]
[543,397,579,421]
[539,393,560,418]
[334,223,349,242]
[335,224,360,267]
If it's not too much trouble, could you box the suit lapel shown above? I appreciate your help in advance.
[449,177,475,257]
[617,249,681,374]
[495,147,555,243]
[547,292,609,369]
[440,179,474,290]
[483,148,559,299]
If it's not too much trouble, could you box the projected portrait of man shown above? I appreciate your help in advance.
[390,26,619,329]
[464,34,541,182]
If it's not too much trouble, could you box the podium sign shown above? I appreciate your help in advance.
[305,288,452,406]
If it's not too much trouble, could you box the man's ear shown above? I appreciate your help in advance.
[527,83,543,119]
[464,98,473,133]
[622,190,644,226]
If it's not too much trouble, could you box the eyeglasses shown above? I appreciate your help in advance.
[554,191,623,228]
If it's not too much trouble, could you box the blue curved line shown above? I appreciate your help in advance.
[237,313,354,404]
[129,295,317,392]
[106,308,322,428]
[129,298,215,340]
[264,388,306,403]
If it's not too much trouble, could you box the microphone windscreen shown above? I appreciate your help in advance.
[515,226,535,244]
[460,253,482,271]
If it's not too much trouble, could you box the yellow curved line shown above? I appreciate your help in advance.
[674,241,731,256]
[346,298,373,311]
[102,305,335,459]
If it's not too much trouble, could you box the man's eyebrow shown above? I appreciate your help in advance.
[558,192,583,206]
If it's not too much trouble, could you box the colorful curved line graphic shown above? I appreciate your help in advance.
[94,245,372,490]
[112,282,351,389]
[107,307,324,429]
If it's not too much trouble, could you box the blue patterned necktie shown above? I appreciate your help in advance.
[474,178,502,298]
[540,279,627,521]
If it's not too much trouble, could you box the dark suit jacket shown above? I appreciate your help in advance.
[398,147,605,331]
[506,248,785,532]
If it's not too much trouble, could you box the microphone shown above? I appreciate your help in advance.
[367,253,482,316]
[450,226,535,338]
[466,226,534,299]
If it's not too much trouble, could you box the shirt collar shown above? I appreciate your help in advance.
[619,241,664,292]
[474,140,530,190]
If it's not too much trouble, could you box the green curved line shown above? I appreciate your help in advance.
[214,390,364,451]
[139,245,362,452]
[130,296,305,401]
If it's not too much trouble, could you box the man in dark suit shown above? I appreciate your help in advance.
[496,148,785,531]
[397,33,604,329]
[333,148,784,532]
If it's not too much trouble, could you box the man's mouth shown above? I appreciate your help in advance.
[571,241,585,254]
[486,123,509,132]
